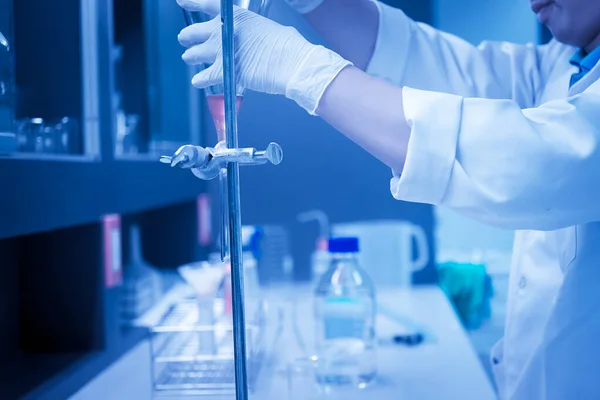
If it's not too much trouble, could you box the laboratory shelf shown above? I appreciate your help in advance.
[0,0,206,240]
[0,153,100,162]
[0,158,206,240]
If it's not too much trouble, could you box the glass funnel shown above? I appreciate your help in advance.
[183,0,271,261]
[183,0,271,141]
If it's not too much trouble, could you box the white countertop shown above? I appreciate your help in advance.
[70,284,497,400]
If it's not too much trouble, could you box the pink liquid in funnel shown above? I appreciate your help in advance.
[206,95,243,142]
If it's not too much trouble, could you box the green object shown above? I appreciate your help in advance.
[438,262,492,330]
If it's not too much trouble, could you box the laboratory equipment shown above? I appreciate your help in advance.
[53,117,81,154]
[41,125,56,153]
[158,136,283,233]
[314,237,377,388]
[24,118,44,153]
[13,116,81,154]
[178,261,226,355]
[230,225,293,286]
[182,0,271,263]
[270,301,320,400]
[0,29,15,156]
[119,225,162,322]
[298,210,330,285]
[160,0,280,398]
[332,220,429,288]
[149,299,265,396]
[0,29,12,138]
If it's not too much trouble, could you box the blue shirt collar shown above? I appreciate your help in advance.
[569,46,600,73]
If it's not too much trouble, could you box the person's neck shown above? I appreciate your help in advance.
[584,33,600,54]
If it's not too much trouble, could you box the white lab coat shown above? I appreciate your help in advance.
[367,3,600,400]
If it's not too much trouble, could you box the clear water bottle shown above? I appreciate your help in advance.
[314,237,377,388]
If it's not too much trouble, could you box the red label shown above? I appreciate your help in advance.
[197,194,212,246]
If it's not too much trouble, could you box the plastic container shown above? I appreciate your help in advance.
[314,237,377,388]
[297,210,330,285]
[311,237,330,286]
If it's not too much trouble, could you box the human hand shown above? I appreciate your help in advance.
[283,0,325,14]
[176,0,352,114]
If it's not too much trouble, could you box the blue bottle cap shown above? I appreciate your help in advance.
[328,237,359,253]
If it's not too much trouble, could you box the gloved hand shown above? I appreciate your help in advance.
[176,0,352,115]
[283,0,325,14]
[178,0,326,18]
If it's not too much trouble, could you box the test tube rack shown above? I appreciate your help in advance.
[150,299,266,396]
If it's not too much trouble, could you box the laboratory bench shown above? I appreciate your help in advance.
[69,284,497,400]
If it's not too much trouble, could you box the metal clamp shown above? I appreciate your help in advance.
[159,141,283,180]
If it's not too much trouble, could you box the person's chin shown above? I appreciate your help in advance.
[548,27,581,47]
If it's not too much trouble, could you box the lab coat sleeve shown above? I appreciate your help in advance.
[391,83,600,231]
[366,1,546,108]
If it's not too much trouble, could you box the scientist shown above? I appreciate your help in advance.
[176,0,600,398]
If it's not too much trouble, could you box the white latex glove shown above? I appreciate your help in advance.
[284,0,325,14]
[176,0,352,115]
[179,0,324,15]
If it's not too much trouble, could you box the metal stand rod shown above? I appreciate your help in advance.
[220,0,249,399]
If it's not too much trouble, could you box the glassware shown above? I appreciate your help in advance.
[0,30,12,136]
[54,117,81,154]
[123,113,140,155]
[297,210,331,287]
[270,300,320,399]
[120,225,162,323]
[41,125,56,153]
[314,237,377,389]
[28,118,45,153]
[15,119,28,151]
[14,117,81,154]
[183,0,271,262]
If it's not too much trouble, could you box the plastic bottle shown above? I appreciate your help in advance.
[297,210,330,285]
[314,237,377,388]
[311,237,330,286]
